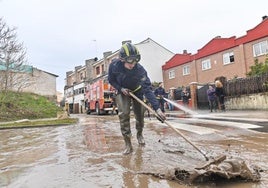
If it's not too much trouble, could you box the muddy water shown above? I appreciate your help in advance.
[0,114,267,188]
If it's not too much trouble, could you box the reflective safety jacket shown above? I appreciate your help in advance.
[108,58,159,110]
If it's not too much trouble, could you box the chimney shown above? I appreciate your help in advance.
[66,71,73,77]
[75,65,82,71]
[103,51,112,58]
[183,50,188,54]
[122,40,132,45]
[262,15,268,20]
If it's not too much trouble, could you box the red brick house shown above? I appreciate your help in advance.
[162,16,268,90]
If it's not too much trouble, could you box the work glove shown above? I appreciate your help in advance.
[155,108,166,123]
[121,88,130,96]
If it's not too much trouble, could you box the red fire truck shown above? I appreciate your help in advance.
[85,78,117,115]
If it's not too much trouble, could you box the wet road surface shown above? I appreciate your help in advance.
[0,113,267,188]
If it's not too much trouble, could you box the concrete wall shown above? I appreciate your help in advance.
[226,92,268,110]
[22,68,57,99]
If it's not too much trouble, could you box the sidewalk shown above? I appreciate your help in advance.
[165,109,268,121]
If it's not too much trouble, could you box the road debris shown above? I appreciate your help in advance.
[139,155,261,185]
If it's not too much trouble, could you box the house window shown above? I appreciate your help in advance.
[183,65,190,75]
[80,72,84,80]
[101,64,105,74]
[223,52,234,65]
[201,59,211,70]
[253,41,268,57]
[79,88,84,94]
[96,66,100,75]
[168,70,175,79]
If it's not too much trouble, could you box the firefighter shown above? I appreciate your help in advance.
[154,82,167,112]
[108,42,166,155]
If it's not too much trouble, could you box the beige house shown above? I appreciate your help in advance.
[0,64,58,100]
[22,68,58,99]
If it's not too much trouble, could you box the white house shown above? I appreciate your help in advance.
[135,38,174,83]
[73,82,86,113]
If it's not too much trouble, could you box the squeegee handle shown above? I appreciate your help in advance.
[129,92,162,119]
[129,92,209,161]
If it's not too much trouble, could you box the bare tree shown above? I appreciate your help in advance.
[0,17,32,93]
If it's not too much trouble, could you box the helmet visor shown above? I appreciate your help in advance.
[125,55,141,64]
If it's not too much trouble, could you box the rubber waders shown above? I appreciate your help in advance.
[123,136,133,155]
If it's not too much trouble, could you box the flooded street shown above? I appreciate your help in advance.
[0,113,267,188]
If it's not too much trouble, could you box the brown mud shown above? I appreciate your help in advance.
[0,114,267,188]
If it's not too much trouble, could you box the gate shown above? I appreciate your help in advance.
[196,85,209,109]
[73,103,79,114]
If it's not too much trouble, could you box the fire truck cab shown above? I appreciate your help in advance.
[85,78,117,115]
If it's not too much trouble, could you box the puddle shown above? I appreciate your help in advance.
[0,114,267,187]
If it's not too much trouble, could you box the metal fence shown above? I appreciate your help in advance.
[196,85,210,109]
[225,73,268,97]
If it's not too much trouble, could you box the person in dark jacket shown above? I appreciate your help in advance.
[215,80,226,111]
[108,42,166,155]
[181,88,190,106]
[167,87,176,111]
[207,85,217,112]
[154,82,167,112]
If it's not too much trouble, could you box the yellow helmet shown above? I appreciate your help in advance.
[119,42,141,64]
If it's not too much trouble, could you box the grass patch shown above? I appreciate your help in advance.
[0,91,61,122]
[0,118,78,129]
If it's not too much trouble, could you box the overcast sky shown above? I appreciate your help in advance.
[1,0,267,92]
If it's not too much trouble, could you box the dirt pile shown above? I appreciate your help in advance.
[140,156,261,185]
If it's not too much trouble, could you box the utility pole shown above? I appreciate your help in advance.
[91,39,98,58]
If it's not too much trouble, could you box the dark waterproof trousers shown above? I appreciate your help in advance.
[157,98,165,112]
[208,99,217,112]
[218,95,225,111]
[116,93,145,137]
